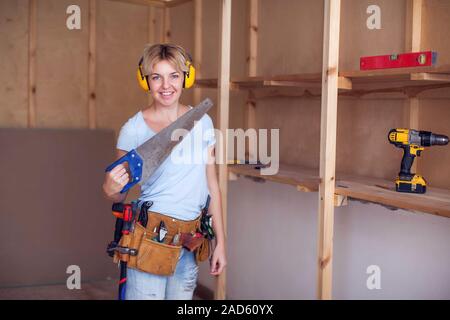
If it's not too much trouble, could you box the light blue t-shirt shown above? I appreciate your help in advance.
[116,107,216,221]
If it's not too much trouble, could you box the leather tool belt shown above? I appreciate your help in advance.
[113,208,210,276]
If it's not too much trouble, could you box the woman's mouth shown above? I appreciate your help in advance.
[160,91,175,99]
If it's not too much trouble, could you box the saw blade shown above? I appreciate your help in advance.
[136,98,213,185]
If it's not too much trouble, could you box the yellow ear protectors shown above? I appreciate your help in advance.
[137,57,150,91]
[183,54,196,89]
[137,54,196,91]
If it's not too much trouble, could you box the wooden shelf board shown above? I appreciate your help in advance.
[229,163,450,218]
[340,65,450,79]
[107,0,192,8]
[336,174,450,219]
[195,66,450,94]
[107,0,166,8]
[195,78,218,88]
[228,163,320,192]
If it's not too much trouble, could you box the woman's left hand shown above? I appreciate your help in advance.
[210,243,227,276]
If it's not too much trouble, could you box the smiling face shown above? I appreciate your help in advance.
[148,60,184,106]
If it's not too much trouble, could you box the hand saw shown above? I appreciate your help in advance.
[105,98,213,193]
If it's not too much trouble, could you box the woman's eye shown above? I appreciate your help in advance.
[151,75,160,81]
[171,74,180,79]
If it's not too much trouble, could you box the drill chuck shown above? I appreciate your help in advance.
[428,133,449,146]
[418,131,448,146]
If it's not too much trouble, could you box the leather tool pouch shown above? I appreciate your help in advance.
[114,210,208,276]
[195,237,210,263]
[135,223,181,275]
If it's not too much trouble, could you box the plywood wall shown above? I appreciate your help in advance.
[36,0,89,128]
[258,0,324,75]
[0,0,29,127]
[419,99,450,188]
[0,0,153,133]
[422,0,450,66]
[340,0,407,71]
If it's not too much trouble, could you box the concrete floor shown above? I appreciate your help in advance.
[0,279,118,300]
[0,279,203,300]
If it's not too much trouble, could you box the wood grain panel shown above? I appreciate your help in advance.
[0,0,29,127]
[36,0,89,128]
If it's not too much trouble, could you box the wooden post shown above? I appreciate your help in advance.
[405,0,423,173]
[317,0,341,300]
[405,0,423,52]
[245,0,258,160]
[193,0,203,104]
[28,0,37,128]
[88,0,97,129]
[215,0,232,301]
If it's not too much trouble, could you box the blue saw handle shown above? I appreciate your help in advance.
[105,149,143,193]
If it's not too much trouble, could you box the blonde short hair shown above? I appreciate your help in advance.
[142,43,190,76]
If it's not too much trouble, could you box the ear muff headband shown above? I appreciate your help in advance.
[137,52,196,91]
[183,53,196,89]
[137,57,150,91]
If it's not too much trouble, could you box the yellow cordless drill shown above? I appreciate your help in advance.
[388,128,448,194]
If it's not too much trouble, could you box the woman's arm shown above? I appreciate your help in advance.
[102,150,129,203]
[206,145,227,275]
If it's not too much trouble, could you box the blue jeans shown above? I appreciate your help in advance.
[125,248,199,300]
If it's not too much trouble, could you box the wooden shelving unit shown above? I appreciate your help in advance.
[229,163,450,219]
[194,0,450,301]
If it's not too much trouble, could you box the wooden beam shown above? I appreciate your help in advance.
[88,0,97,129]
[245,0,258,161]
[248,0,258,77]
[215,0,232,301]
[405,0,423,52]
[28,0,37,128]
[107,0,166,8]
[317,0,341,301]
[333,194,348,207]
[229,163,320,192]
[410,73,450,82]
[297,185,315,192]
[193,0,202,104]
[164,0,193,8]
[195,78,218,88]
[338,76,352,90]
[264,80,320,88]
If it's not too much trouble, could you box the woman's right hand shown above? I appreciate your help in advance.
[103,164,130,197]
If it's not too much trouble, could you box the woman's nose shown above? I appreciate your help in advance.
[162,77,170,88]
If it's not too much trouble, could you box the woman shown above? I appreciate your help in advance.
[102,43,226,300]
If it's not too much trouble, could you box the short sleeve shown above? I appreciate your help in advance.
[116,119,138,152]
[203,114,216,147]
